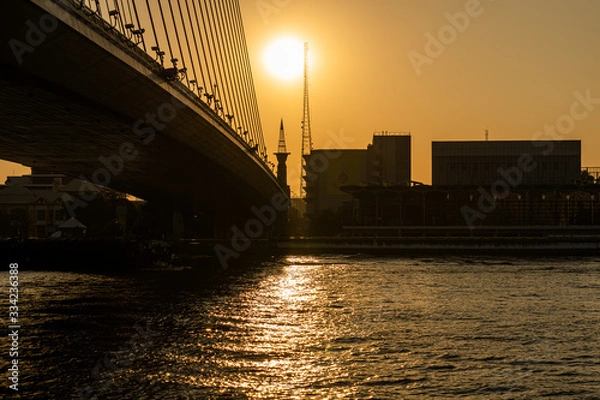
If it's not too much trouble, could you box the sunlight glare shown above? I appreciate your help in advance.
[263,37,304,81]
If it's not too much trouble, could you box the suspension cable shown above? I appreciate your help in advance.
[182,0,206,97]
[222,0,252,143]
[76,0,269,160]
[217,0,245,134]
[131,0,146,51]
[228,0,259,149]
[232,0,266,157]
[210,0,238,127]
[145,0,161,60]
[166,0,187,84]
[157,0,175,65]
[201,0,227,115]
[189,0,210,97]
[177,0,199,93]
[197,0,221,109]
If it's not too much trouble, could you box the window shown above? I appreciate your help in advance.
[36,209,46,221]
[55,209,65,221]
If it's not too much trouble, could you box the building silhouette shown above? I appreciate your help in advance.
[368,133,411,186]
[0,172,130,238]
[0,174,77,238]
[432,140,581,186]
[274,120,291,236]
[342,139,599,235]
[304,132,411,233]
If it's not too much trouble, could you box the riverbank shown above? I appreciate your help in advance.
[3,233,599,272]
[0,238,273,272]
[276,235,600,256]
[0,238,155,271]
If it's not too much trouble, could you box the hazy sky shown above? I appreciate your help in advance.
[240,0,600,194]
[2,0,600,194]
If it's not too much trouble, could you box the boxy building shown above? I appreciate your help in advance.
[304,149,368,218]
[341,139,596,234]
[304,132,412,220]
[432,140,581,186]
[367,133,411,186]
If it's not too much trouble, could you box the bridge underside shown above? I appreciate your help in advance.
[0,1,284,237]
[0,65,230,204]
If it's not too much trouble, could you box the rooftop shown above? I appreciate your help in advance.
[373,131,411,137]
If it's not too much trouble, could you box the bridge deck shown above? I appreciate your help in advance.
[0,0,284,210]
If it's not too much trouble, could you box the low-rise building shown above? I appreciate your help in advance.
[341,139,594,235]
[0,173,110,238]
[304,149,368,218]
[304,132,412,223]
[367,133,411,186]
[0,184,68,238]
[432,140,581,186]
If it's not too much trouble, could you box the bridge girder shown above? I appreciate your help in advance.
[0,0,285,222]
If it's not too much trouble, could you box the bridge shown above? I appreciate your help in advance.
[0,0,288,239]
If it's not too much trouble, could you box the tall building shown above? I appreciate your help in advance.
[432,140,581,186]
[305,132,411,219]
[367,133,411,186]
[305,149,368,218]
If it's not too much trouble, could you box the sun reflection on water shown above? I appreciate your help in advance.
[12,258,600,398]
[199,259,357,398]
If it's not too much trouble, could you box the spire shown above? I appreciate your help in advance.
[300,42,312,199]
[277,119,288,154]
[274,119,290,237]
[274,118,290,197]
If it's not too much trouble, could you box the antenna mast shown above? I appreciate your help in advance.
[300,42,312,199]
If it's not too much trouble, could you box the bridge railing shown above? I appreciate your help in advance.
[59,0,271,169]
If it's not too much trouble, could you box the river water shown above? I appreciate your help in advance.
[1,255,599,399]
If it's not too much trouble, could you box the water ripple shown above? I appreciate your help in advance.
[3,257,600,398]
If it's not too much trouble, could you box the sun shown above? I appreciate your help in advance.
[263,37,304,81]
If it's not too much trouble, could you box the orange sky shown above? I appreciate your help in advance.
[240,0,600,195]
[2,0,600,195]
